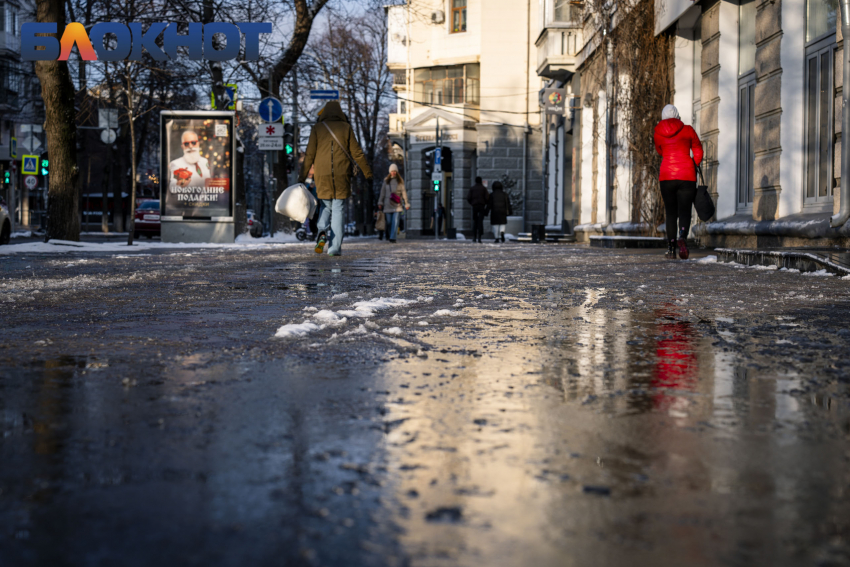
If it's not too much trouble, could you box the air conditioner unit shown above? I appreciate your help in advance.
[431,10,445,24]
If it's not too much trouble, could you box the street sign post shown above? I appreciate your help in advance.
[22,155,38,175]
[258,97,283,123]
[258,123,284,137]
[10,136,16,159]
[24,175,38,190]
[310,90,340,100]
[211,84,238,110]
[258,137,284,151]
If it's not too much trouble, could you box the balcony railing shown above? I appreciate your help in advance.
[536,27,582,80]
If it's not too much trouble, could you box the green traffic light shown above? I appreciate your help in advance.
[41,159,48,166]
[285,144,294,155]
[432,180,440,192]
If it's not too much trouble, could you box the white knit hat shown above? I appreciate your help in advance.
[389,163,399,173]
[661,104,680,120]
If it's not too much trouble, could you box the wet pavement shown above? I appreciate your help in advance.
[1,240,849,567]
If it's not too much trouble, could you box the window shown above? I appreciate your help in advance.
[414,64,479,106]
[451,0,467,34]
[739,0,756,74]
[737,78,756,208]
[804,41,835,204]
[806,0,837,42]
[552,0,572,23]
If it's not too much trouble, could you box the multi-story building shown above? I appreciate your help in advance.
[0,0,45,230]
[386,0,548,238]
[567,0,849,246]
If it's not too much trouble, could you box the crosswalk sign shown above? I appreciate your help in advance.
[211,84,238,110]
[22,155,38,175]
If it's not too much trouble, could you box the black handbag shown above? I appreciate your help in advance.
[693,163,715,222]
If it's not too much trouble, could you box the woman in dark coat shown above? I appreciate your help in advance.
[486,181,513,243]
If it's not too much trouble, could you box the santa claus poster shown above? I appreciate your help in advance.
[162,116,234,219]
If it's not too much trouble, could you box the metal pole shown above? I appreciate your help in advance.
[831,1,850,227]
[544,111,549,229]
[435,117,439,241]
[604,14,614,226]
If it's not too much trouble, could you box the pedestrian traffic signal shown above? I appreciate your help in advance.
[40,158,49,176]
[432,179,441,192]
[283,123,295,156]
[2,169,10,184]
[440,147,453,173]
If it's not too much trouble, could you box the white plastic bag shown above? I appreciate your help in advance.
[275,183,317,221]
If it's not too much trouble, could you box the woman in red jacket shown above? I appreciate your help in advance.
[654,105,703,260]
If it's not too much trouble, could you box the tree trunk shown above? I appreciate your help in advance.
[126,71,138,246]
[34,0,79,241]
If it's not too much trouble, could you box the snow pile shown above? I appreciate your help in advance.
[10,231,32,239]
[235,232,300,244]
[433,309,463,317]
[274,321,322,338]
[749,264,778,271]
[313,310,348,327]
[331,292,349,301]
[383,327,403,336]
[695,255,717,263]
[802,269,833,277]
[779,267,800,273]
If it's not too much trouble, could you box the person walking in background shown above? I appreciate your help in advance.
[303,165,319,237]
[654,104,703,260]
[377,163,409,243]
[299,101,372,257]
[467,176,489,243]
[486,181,512,243]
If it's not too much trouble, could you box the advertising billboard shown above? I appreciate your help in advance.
[160,112,235,220]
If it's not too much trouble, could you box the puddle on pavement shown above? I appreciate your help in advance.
[367,289,850,566]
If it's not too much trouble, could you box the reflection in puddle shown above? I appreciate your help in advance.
[375,293,849,565]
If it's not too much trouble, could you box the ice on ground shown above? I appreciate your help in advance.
[417,321,430,326]
[416,296,435,303]
[749,264,778,271]
[0,237,303,255]
[303,306,318,312]
[779,267,801,273]
[695,255,717,263]
[504,233,519,241]
[347,297,416,317]
[331,292,349,300]
[10,231,32,238]
[842,275,850,280]
[433,309,463,317]
[802,269,832,277]
[235,232,301,244]
[475,294,492,299]
[383,327,403,336]
[313,310,348,327]
[275,321,323,338]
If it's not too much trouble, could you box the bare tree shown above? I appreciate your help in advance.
[35,0,81,241]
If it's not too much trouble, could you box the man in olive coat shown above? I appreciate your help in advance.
[299,101,372,256]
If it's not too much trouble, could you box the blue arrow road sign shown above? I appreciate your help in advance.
[310,90,340,100]
[434,147,442,165]
[258,97,283,123]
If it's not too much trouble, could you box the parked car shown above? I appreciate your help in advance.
[0,197,10,245]
[133,200,160,239]
[247,210,263,237]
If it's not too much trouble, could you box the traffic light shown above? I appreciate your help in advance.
[283,123,295,173]
[440,147,453,172]
[40,158,49,176]
[432,173,441,192]
[2,168,10,184]
[424,150,434,177]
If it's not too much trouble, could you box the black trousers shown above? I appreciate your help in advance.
[660,180,697,241]
[472,205,487,240]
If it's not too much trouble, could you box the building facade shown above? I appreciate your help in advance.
[387,0,556,238]
[568,0,849,246]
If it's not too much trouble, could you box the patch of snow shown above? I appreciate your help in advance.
[694,255,717,263]
[274,321,322,338]
[455,233,467,240]
[417,321,430,326]
[416,296,435,303]
[842,275,850,280]
[749,264,778,271]
[303,306,318,312]
[433,309,463,317]
[802,269,832,277]
[779,267,801,273]
[341,324,369,337]
[10,231,32,238]
[313,310,348,327]
[383,327,403,336]
[331,292,349,301]
[0,238,304,256]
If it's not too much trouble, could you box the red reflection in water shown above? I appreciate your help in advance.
[652,309,697,409]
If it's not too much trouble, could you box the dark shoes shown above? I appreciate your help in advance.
[500,233,505,243]
[389,239,397,243]
[677,237,689,260]
[665,240,677,260]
